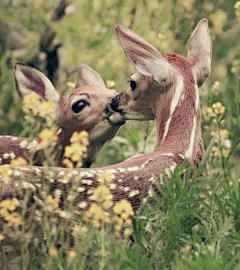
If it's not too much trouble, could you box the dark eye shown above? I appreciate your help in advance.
[130,80,137,91]
[72,100,88,113]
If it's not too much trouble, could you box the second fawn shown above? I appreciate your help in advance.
[0,62,123,168]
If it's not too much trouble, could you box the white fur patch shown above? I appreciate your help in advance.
[162,76,184,143]
[195,84,199,111]
[129,190,140,197]
[185,116,196,159]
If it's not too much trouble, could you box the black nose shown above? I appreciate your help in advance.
[110,95,120,111]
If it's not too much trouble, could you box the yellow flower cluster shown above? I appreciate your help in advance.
[39,128,58,148]
[231,59,240,74]
[23,92,41,115]
[106,80,115,88]
[0,198,23,227]
[113,200,134,237]
[235,1,240,20]
[210,9,227,35]
[72,224,88,235]
[49,246,58,257]
[45,195,60,211]
[0,165,10,181]
[11,156,28,166]
[63,131,89,169]
[22,92,56,126]
[211,129,231,158]
[83,172,134,236]
[202,102,225,121]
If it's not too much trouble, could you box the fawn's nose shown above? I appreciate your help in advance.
[110,95,120,111]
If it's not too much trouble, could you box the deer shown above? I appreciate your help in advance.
[0,62,124,168]
[0,19,211,212]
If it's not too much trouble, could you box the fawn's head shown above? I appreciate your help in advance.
[110,19,212,122]
[13,62,123,143]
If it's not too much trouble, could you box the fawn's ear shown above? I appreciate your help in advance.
[187,18,212,87]
[75,64,106,88]
[13,62,60,103]
[115,24,171,83]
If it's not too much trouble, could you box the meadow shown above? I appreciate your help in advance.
[0,0,239,269]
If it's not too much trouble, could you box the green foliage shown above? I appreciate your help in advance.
[0,0,240,269]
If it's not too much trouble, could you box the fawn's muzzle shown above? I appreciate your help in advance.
[110,94,122,112]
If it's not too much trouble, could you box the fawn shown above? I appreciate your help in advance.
[0,62,123,168]
[1,19,211,211]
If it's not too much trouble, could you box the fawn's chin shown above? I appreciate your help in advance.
[108,113,125,126]
[123,110,155,121]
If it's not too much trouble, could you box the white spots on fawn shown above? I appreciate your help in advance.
[185,116,196,160]
[129,190,140,198]
[149,176,154,183]
[162,76,184,143]
[127,166,139,172]
[0,158,2,164]
[117,178,123,183]
[141,158,153,170]
[87,188,93,195]
[19,140,28,148]
[78,201,87,209]
[82,179,93,185]
[77,187,85,192]
[58,171,65,177]
[123,187,130,192]
[14,170,21,177]
[109,183,117,190]
[134,175,139,181]
[27,140,41,153]
[3,153,9,159]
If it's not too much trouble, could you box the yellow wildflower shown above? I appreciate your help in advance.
[210,9,227,35]
[124,228,132,236]
[0,198,19,212]
[72,225,88,235]
[113,200,134,216]
[181,244,192,254]
[93,185,113,209]
[70,131,89,146]
[39,128,58,148]
[218,129,229,139]
[211,146,221,158]
[68,251,77,259]
[38,101,56,119]
[67,82,75,88]
[5,212,23,227]
[212,102,225,115]
[213,81,220,90]
[49,247,58,257]
[84,203,109,227]
[106,80,115,88]
[62,158,74,169]
[45,195,60,210]
[98,172,112,185]
[11,157,28,166]
[22,92,41,115]
[0,165,10,180]
[235,1,240,20]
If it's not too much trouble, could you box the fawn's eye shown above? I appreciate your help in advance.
[130,80,137,91]
[72,100,88,113]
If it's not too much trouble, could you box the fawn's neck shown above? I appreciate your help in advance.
[155,70,204,166]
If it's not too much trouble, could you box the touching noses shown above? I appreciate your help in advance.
[110,94,121,111]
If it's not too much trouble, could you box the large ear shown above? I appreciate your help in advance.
[187,18,212,87]
[13,62,60,103]
[115,25,171,82]
[75,64,106,88]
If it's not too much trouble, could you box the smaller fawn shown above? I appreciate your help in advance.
[0,62,123,168]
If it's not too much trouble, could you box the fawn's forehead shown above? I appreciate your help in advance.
[70,85,115,97]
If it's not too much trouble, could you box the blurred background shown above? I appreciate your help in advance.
[0,0,239,173]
